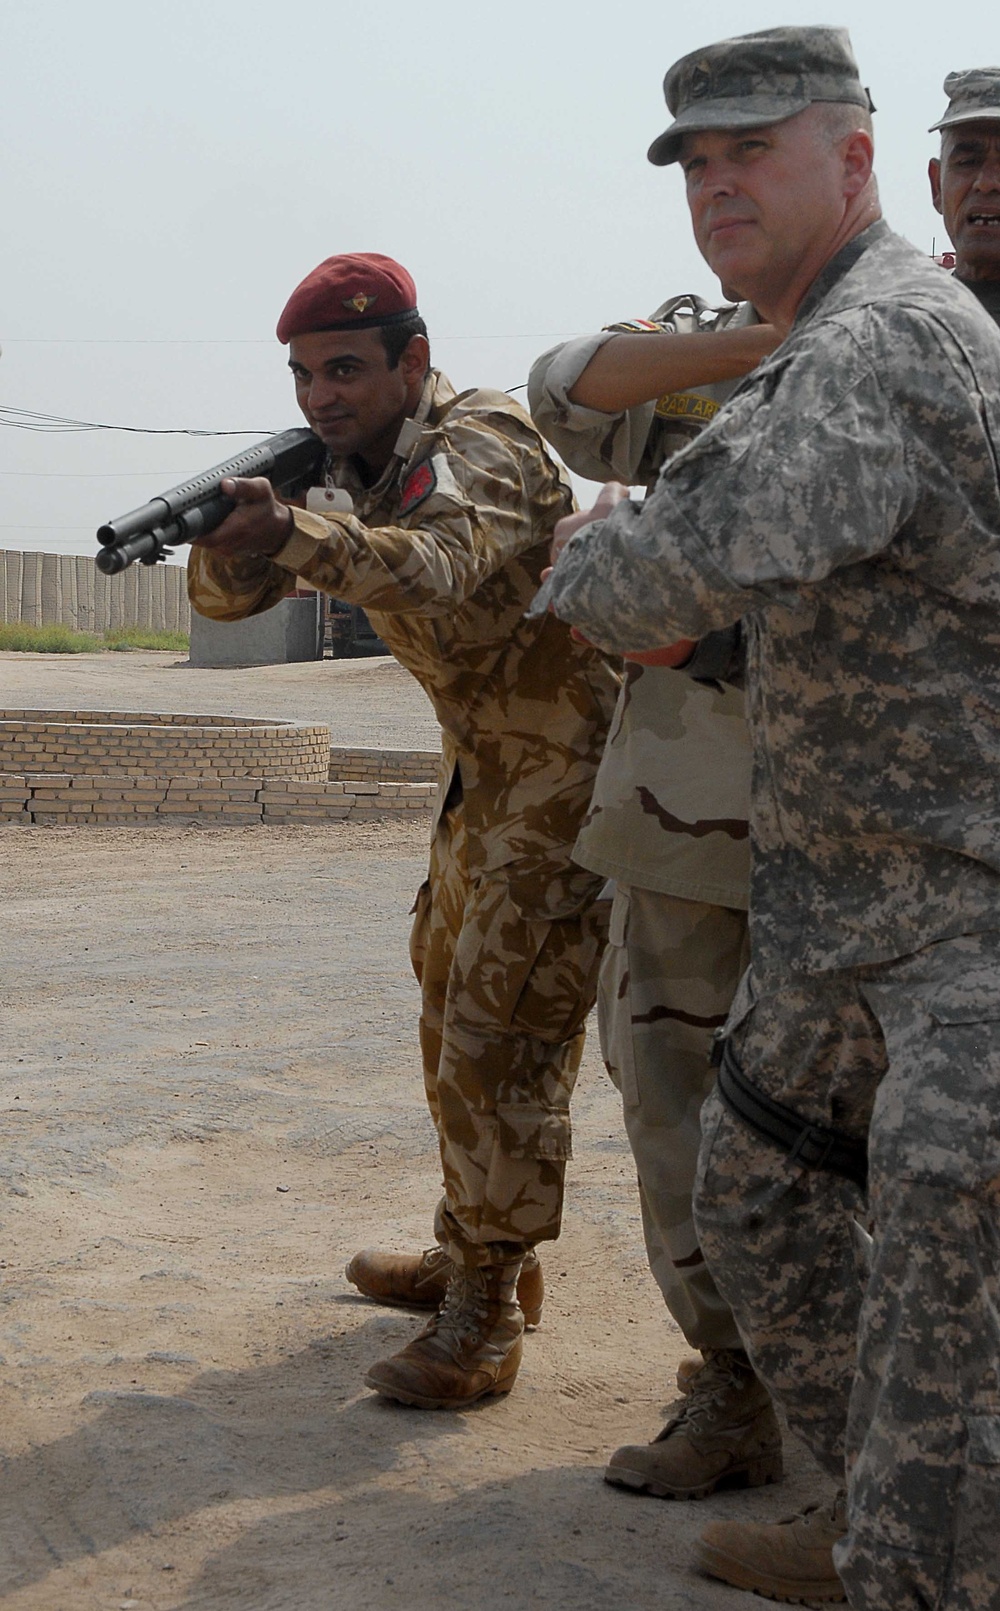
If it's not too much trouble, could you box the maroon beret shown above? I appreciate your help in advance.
[276,252,419,343]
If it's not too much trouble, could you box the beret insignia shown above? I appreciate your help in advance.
[399,459,436,516]
[344,292,377,314]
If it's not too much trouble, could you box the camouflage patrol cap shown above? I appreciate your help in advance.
[648,26,872,166]
[929,68,1000,133]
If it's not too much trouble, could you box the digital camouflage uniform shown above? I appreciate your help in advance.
[534,223,1000,1609]
[529,299,753,1352]
[189,369,619,1268]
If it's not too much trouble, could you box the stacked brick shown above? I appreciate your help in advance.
[0,710,435,826]
[328,746,438,784]
[0,775,434,825]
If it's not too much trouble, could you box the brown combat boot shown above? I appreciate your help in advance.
[696,1492,847,1604]
[604,1348,783,1500]
[345,1244,544,1326]
[364,1260,524,1409]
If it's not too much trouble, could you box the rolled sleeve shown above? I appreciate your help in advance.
[528,336,656,484]
[532,325,916,654]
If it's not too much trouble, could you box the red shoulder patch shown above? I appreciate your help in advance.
[399,459,436,516]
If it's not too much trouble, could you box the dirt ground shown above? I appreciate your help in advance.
[0,653,826,1611]
[0,649,440,752]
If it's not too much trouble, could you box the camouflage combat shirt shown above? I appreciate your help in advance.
[529,298,753,908]
[533,223,1000,973]
[188,370,620,895]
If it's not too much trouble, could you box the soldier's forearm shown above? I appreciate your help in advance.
[567,325,779,413]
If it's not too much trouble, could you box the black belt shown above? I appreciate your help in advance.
[716,1036,868,1194]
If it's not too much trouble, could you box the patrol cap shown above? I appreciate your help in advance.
[929,68,1000,133]
[277,252,419,344]
[648,26,872,167]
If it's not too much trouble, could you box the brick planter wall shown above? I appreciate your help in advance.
[0,710,329,781]
[0,709,435,826]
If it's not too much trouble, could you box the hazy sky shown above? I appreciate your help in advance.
[1,0,990,561]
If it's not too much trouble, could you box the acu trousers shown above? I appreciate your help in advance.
[693,932,1000,1611]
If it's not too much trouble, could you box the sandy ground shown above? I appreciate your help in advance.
[0,650,439,753]
[0,652,827,1611]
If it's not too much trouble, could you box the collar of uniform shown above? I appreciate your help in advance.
[389,368,460,465]
[793,218,891,330]
[392,369,440,459]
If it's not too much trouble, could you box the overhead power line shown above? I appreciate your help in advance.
[0,386,531,437]
[0,405,272,437]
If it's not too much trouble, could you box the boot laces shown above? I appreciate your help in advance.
[664,1350,755,1435]
[417,1245,453,1280]
[438,1270,492,1342]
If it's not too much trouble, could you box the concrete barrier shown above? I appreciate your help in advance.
[189,595,322,666]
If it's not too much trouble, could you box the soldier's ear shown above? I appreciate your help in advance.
[928,157,943,215]
[400,334,431,388]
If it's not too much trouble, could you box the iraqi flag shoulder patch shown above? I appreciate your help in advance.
[399,459,437,516]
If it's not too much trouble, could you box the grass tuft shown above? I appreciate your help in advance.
[0,624,100,653]
[101,628,190,652]
[0,624,189,654]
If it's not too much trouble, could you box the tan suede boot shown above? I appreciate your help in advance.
[364,1261,524,1409]
[696,1493,847,1604]
[345,1244,544,1326]
[604,1349,783,1500]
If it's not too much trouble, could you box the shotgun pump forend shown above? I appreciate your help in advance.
[95,427,325,574]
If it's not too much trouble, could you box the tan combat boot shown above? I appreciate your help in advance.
[696,1492,847,1604]
[364,1260,524,1409]
[345,1244,544,1326]
[604,1349,783,1500]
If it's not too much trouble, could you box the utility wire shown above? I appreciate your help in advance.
[0,386,531,436]
[0,405,273,436]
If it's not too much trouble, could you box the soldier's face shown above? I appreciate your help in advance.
[288,328,426,467]
[680,110,854,308]
[929,123,1000,282]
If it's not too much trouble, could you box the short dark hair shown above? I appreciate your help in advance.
[378,313,430,369]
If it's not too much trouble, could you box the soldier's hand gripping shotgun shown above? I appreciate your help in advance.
[95,428,325,574]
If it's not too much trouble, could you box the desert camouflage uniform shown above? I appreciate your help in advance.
[529,299,753,1351]
[189,370,619,1267]
[534,223,1000,1609]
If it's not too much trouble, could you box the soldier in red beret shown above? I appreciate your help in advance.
[188,253,619,1409]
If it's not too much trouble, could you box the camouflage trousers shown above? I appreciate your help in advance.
[693,932,1000,1611]
[597,884,748,1352]
[409,801,608,1270]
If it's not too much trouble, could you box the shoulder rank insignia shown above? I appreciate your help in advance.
[399,459,437,516]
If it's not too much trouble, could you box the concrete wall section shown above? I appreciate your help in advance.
[189,596,322,667]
